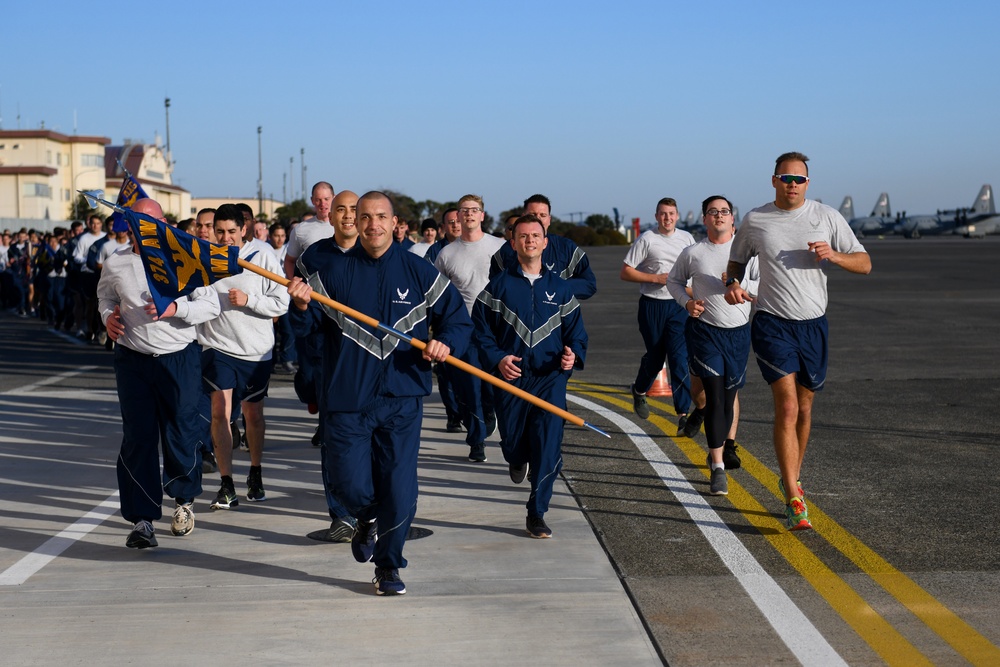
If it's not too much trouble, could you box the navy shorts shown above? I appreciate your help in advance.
[685,318,751,390]
[750,311,828,391]
[202,348,271,403]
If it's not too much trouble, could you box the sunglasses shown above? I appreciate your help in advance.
[775,174,809,185]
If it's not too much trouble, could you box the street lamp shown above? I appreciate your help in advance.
[257,126,263,218]
[164,98,172,166]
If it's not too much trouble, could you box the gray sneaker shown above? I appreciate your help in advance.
[631,385,650,420]
[682,407,705,438]
[126,520,158,549]
[709,467,728,496]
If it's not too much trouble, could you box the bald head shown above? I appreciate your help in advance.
[332,190,359,246]
[133,198,166,222]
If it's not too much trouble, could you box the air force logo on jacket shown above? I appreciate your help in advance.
[290,242,472,412]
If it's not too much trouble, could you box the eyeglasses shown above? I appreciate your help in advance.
[705,208,732,217]
[775,174,809,185]
[459,207,482,214]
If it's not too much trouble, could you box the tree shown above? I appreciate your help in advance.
[584,213,615,232]
[384,189,421,225]
[274,198,312,224]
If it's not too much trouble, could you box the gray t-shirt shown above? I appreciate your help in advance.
[435,234,507,313]
[729,199,865,320]
[667,237,758,329]
[286,219,334,260]
[622,228,695,300]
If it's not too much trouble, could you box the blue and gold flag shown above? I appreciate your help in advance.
[123,208,242,315]
[110,173,150,233]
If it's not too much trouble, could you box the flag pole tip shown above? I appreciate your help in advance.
[584,422,611,438]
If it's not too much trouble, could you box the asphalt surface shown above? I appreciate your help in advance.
[2,235,999,665]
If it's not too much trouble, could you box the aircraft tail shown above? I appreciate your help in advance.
[839,196,855,221]
[871,192,891,217]
[972,185,995,215]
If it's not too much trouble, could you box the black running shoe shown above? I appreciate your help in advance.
[682,407,705,438]
[352,519,377,563]
[525,516,552,539]
[373,566,406,596]
[325,517,356,543]
[509,461,528,484]
[126,520,158,549]
[468,442,487,462]
[230,421,241,450]
[211,483,239,510]
[485,412,498,438]
[446,417,464,433]
[246,467,266,502]
[722,440,741,469]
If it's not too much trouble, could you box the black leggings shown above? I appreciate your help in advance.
[701,375,738,450]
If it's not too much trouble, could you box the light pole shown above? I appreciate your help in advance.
[300,148,305,200]
[289,156,294,202]
[257,126,263,218]
[164,98,171,165]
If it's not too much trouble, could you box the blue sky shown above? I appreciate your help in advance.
[4,1,998,224]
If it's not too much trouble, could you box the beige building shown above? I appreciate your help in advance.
[0,129,109,223]
[105,141,190,222]
[190,196,285,221]
[0,129,191,231]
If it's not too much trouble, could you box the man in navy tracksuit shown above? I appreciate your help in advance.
[473,214,588,539]
[489,194,597,301]
[288,191,471,596]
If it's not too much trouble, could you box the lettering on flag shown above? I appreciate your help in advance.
[123,208,242,315]
[111,173,150,233]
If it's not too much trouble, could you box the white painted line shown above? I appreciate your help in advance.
[0,492,120,586]
[568,395,848,667]
[5,366,99,395]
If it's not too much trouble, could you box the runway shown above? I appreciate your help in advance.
[1,235,998,665]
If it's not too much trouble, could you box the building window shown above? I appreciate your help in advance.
[23,183,52,197]
[81,154,103,167]
[146,170,164,180]
[64,188,71,202]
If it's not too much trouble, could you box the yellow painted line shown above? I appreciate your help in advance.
[571,384,931,666]
[572,381,1000,665]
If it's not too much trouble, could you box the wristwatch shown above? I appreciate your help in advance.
[725,277,740,287]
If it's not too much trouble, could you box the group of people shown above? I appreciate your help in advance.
[95,182,591,597]
[0,217,129,342]
[61,149,868,596]
[624,151,870,530]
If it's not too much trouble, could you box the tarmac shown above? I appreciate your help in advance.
[0,375,662,665]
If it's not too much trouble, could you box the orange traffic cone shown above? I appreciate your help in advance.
[646,365,672,397]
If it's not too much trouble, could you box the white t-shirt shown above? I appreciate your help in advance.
[622,228,696,300]
[667,237,759,329]
[435,234,507,313]
[285,219,334,260]
[729,199,865,320]
[98,238,130,267]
